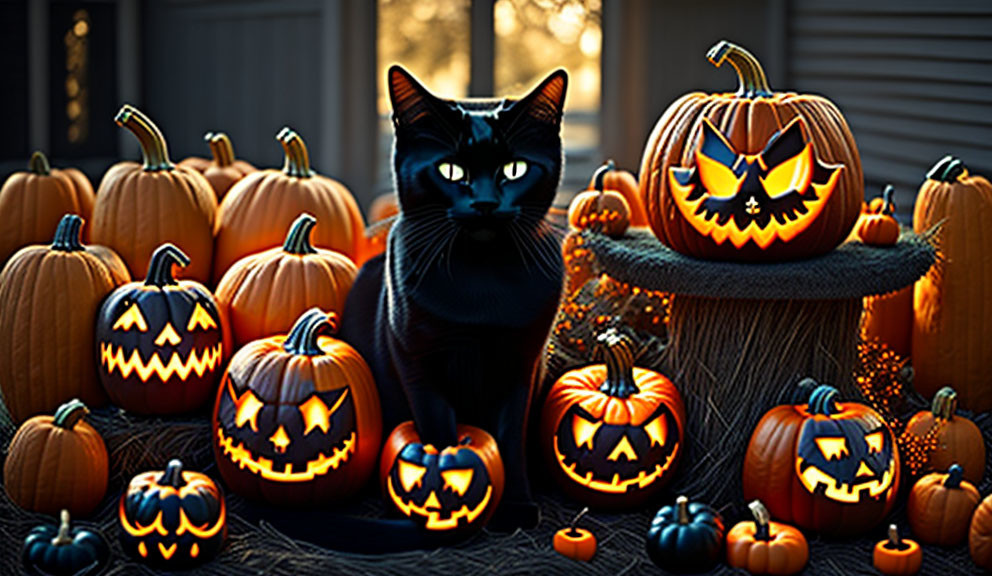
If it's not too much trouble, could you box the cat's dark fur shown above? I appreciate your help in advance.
[339,66,567,530]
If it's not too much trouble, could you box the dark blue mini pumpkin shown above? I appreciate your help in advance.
[22,509,109,576]
[645,495,725,573]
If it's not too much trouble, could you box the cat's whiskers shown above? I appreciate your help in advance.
[408,225,458,290]
[509,219,560,280]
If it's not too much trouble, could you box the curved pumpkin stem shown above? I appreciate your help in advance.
[944,464,964,489]
[792,377,819,404]
[592,160,616,194]
[567,507,590,537]
[284,308,339,356]
[748,500,771,541]
[807,384,840,416]
[931,387,958,421]
[53,399,89,429]
[596,328,638,399]
[707,40,773,98]
[29,151,51,175]
[926,155,967,183]
[52,510,74,547]
[676,496,690,525]
[885,524,905,550]
[158,459,186,488]
[145,243,190,287]
[205,132,237,167]
[283,213,318,255]
[277,127,313,179]
[881,185,896,216]
[115,104,174,172]
[51,214,85,252]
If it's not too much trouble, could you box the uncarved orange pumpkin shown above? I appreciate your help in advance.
[908,464,979,547]
[192,132,255,202]
[212,128,365,285]
[0,215,130,422]
[215,213,357,349]
[3,399,109,516]
[639,40,863,261]
[971,494,992,570]
[874,525,922,576]
[0,151,95,267]
[726,500,808,575]
[586,161,647,227]
[91,105,217,283]
[904,387,985,485]
[913,156,992,411]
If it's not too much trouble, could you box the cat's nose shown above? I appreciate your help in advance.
[471,200,498,215]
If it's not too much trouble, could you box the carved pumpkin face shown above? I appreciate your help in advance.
[380,422,504,536]
[212,308,382,506]
[119,460,226,567]
[669,117,842,251]
[541,330,684,508]
[96,244,225,414]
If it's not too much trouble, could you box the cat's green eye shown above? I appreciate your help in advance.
[438,162,465,182]
[502,160,528,181]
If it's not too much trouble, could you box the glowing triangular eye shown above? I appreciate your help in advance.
[187,303,217,331]
[572,413,602,450]
[643,414,668,448]
[865,431,885,454]
[113,303,147,332]
[607,435,638,462]
[760,143,813,198]
[299,395,330,435]
[438,162,465,182]
[234,388,263,432]
[695,149,744,200]
[397,460,427,492]
[815,437,849,461]
[441,468,475,496]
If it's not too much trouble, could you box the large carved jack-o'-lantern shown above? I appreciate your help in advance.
[380,421,504,538]
[119,459,226,567]
[212,308,381,506]
[743,383,900,535]
[541,329,684,508]
[96,243,227,414]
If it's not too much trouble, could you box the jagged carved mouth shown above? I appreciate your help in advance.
[385,475,493,530]
[553,439,677,494]
[797,458,896,503]
[100,342,223,382]
[216,427,355,482]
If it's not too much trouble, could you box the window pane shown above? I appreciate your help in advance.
[494,0,601,117]
[377,0,471,114]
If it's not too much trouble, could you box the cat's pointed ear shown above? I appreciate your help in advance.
[388,65,444,129]
[506,69,568,125]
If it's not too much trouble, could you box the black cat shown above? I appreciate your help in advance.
[339,65,567,530]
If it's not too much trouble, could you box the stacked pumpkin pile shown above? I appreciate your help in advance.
[554,40,992,574]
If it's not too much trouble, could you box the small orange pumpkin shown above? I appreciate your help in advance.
[726,500,808,575]
[857,185,899,246]
[908,464,979,547]
[0,151,95,267]
[192,132,255,202]
[567,161,631,237]
[904,387,985,484]
[970,494,992,570]
[873,524,922,575]
[3,399,109,516]
[553,507,596,562]
[585,161,647,227]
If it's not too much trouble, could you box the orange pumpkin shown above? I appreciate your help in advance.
[874,524,922,576]
[971,494,992,570]
[3,399,108,516]
[0,151,95,267]
[903,387,985,484]
[192,132,255,202]
[862,286,912,358]
[553,508,596,562]
[568,161,631,238]
[913,156,992,410]
[91,105,217,283]
[541,329,684,508]
[857,185,899,246]
[586,161,647,227]
[0,215,130,422]
[212,128,365,284]
[726,500,808,575]
[639,40,862,261]
[215,213,357,349]
[908,464,979,547]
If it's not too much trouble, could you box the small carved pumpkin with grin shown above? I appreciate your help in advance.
[541,329,684,508]
[119,459,226,567]
[380,421,504,538]
[96,243,227,414]
[743,383,900,535]
[212,308,381,506]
